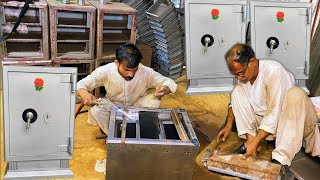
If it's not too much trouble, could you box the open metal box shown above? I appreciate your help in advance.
[106,106,200,180]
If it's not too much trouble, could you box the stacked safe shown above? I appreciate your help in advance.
[185,0,318,94]
[185,0,248,95]
[250,0,319,94]
[2,66,77,179]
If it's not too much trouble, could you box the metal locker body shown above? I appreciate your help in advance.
[2,66,77,179]
[250,0,316,93]
[107,106,199,180]
[185,0,248,95]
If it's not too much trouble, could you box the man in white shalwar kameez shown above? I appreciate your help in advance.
[217,43,320,166]
[76,43,177,135]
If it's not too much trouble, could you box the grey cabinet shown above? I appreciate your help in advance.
[250,0,318,93]
[185,0,248,95]
[2,66,77,179]
[185,0,318,95]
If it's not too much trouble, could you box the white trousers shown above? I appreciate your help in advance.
[231,86,320,166]
[87,93,161,135]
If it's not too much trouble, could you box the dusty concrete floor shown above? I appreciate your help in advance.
[0,75,239,179]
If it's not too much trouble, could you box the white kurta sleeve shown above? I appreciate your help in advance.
[77,66,106,92]
[259,68,292,134]
[146,68,177,93]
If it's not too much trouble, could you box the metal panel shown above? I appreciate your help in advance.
[185,0,248,94]
[189,3,245,77]
[2,66,76,179]
[250,1,311,79]
[7,72,72,157]
[250,1,312,92]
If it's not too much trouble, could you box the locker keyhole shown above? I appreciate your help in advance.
[266,37,279,56]
[201,34,214,54]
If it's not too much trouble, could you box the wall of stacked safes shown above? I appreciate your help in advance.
[185,0,319,95]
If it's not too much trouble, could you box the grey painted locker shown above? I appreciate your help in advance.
[250,0,318,93]
[2,66,77,179]
[185,0,248,95]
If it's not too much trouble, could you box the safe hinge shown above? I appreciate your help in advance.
[307,7,311,24]
[60,74,76,93]
[68,138,74,154]
[299,8,311,24]
[233,5,246,22]
[305,61,310,75]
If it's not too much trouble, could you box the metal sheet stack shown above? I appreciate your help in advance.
[146,0,184,79]
[121,0,158,68]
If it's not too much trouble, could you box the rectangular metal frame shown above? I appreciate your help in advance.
[107,106,199,180]
[89,1,137,61]
[47,0,96,60]
[0,0,49,61]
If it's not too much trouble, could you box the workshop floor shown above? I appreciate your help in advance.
[0,75,239,180]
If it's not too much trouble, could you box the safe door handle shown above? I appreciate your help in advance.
[201,34,214,54]
[26,112,34,131]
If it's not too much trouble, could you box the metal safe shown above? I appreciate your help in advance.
[2,66,77,179]
[250,0,319,93]
[185,0,249,95]
[106,106,200,180]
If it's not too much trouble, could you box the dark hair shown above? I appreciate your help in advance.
[225,43,255,64]
[115,43,143,68]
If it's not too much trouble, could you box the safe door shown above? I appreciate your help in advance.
[250,1,312,82]
[3,66,77,161]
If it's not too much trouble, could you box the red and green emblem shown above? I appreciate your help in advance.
[276,11,284,22]
[211,8,220,20]
[34,78,44,91]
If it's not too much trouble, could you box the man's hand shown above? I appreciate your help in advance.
[217,126,232,142]
[242,129,269,160]
[77,89,96,106]
[243,141,259,160]
[217,106,235,142]
[154,85,171,97]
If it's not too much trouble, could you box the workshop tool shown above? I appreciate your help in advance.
[196,132,281,180]
[201,139,222,163]
[207,153,281,180]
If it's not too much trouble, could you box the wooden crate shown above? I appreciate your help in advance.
[0,0,49,61]
[89,1,137,61]
[47,0,96,60]
[52,59,95,81]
